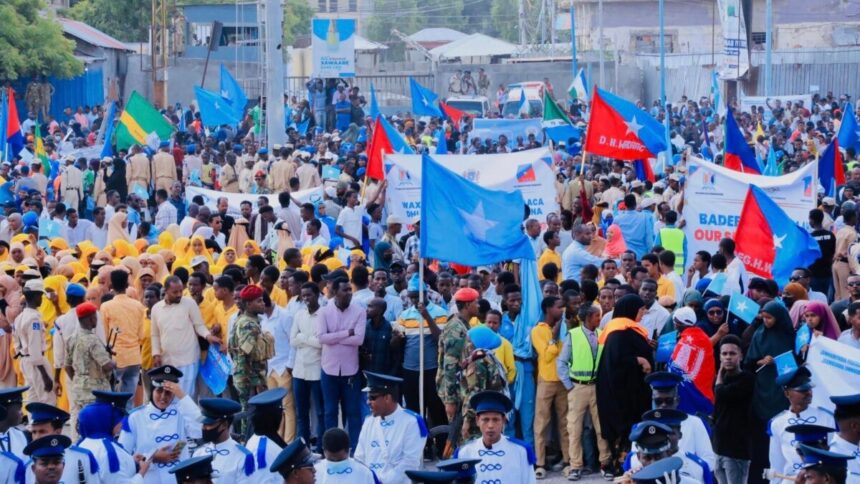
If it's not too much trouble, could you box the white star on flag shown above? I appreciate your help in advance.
[773,233,786,249]
[421,97,430,107]
[221,90,230,99]
[214,101,221,110]
[735,300,747,312]
[625,116,643,137]
[458,201,497,240]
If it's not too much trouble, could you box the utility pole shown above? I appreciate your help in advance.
[598,0,604,87]
[260,0,285,146]
[659,0,671,170]
[765,0,773,96]
[150,0,169,107]
[570,0,577,75]
[519,0,526,47]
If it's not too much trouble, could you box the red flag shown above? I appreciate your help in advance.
[440,101,467,129]
[366,117,393,180]
[670,327,715,409]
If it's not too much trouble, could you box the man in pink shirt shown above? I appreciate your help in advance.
[317,275,366,448]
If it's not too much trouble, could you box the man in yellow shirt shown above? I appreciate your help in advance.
[537,230,562,283]
[213,276,239,342]
[485,309,516,384]
[530,296,570,478]
[100,269,146,410]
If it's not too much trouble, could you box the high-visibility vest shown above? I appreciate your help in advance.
[659,227,686,275]
[567,326,603,382]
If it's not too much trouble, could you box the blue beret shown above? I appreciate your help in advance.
[198,398,242,424]
[258,148,268,155]
[644,371,683,390]
[469,390,512,415]
[248,388,288,409]
[468,325,501,351]
[26,403,69,425]
[785,424,834,443]
[22,211,39,227]
[65,283,86,298]
[233,144,244,151]
[169,455,215,481]
[631,456,683,483]
[186,144,196,154]
[798,444,854,471]
[362,371,403,393]
[24,435,71,458]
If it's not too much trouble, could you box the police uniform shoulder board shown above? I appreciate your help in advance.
[684,452,713,484]
[69,445,99,474]
[402,408,428,438]
[507,437,536,466]
[766,411,786,437]
[1,451,25,484]
[255,437,268,469]
[235,444,255,477]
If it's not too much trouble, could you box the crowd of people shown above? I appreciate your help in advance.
[0,79,859,484]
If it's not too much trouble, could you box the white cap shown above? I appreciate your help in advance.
[640,197,657,209]
[822,197,836,206]
[24,279,45,293]
[668,173,681,182]
[386,214,404,225]
[673,307,697,326]
[630,180,644,189]
[191,255,209,267]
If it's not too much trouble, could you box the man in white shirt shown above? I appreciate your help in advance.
[720,238,748,295]
[84,207,108,249]
[260,293,297,443]
[154,188,178,232]
[659,250,686,303]
[179,204,200,238]
[65,208,92,248]
[639,278,670,339]
[335,190,365,250]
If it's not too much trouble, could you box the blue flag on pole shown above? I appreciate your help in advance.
[420,153,534,265]
[705,272,727,296]
[795,323,811,355]
[435,130,448,154]
[728,291,759,324]
[512,258,542,359]
[100,102,118,158]
[410,78,443,117]
[369,83,381,121]
[656,331,678,363]
[220,64,248,120]
[199,343,232,395]
[195,86,241,127]
[763,145,780,176]
[0,91,7,160]
[837,102,860,152]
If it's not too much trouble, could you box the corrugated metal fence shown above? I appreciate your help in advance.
[9,65,105,121]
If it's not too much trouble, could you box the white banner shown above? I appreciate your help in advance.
[185,186,324,218]
[807,336,860,412]
[682,157,818,268]
[385,148,559,225]
[739,94,813,123]
[311,18,356,78]
[717,0,749,80]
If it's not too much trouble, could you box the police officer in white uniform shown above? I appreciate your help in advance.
[191,398,256,483]
[77,391,141,483]
[829,393,860,480]
[768,366,835,484]
[269,438,319,483]
[23,435,78,484]
[0,387,29,471]
[644,371,715,471]
[797,444,857,484]
[354,371,427,484]
[24,402,100,484]
[641,408,711,483]
[315,428,378,483]
[245,388,288,483]
[455,391,537,484]
[118,365,202,483]
[623,421,698,484]
[0,403,25,484]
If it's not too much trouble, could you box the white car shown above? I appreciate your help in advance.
[444,95,492,118]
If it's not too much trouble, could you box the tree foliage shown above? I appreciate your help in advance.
[67,0,151,43]
[282,0,314,46]
[0,0,82,80]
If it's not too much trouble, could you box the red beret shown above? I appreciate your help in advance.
[239,285,264,301]
[453,288,480,302]
[75,302,98,319]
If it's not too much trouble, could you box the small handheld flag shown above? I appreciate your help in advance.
[656,331,677,363]
[773,350,797,378]
[795,323,812,355]
[728,291,759,324]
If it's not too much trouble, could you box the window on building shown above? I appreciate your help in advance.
[348,0,357,11]
[318,0,326,12]
[631,33,675,54]
[329,0,338,11]
[751,32,767,45]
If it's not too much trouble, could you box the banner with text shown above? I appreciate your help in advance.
[682,157,818,271]
[385,148,558,225]
[471,118,546,144]
[717,0,749,80]
[807,336,860,412]
[186,185,324,218]
[312,18,356,78]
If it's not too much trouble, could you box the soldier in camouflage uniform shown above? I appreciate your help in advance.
[63,302,114,432]
[459,325,508,440]
[228,285,273,417]
[436,287,481,424]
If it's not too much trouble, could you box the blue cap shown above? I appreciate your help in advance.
[65,283,86,298]
[362,371,404,393]
[159,141,170,148]
[198,398,242,425]
[22,211,38,228]
[798,444,855,471]
[186,144,196,154]
[356,167,366,177]
[258,148,268,155]
[404,470,459,483]
[777,365,812,390]
[248,388,288,409]
[469,391,513,415]
[270,438,319,476]
[233,144,244,151]
[407,273,426,293]
[0,386,29,405]
[631,456,683,483]
[785,424,834,444]
[629,421,673,455]
[468,325,501,351]
[436,458,480,478]
[25,403,70,425]
[24,435,72,458]
[831,393,860,419]
[831,393,860,406]
[169,455,216,481]
[644,371,683,390]
[91,390,133,411]
[147,365,183,385]
[641,408,688,427]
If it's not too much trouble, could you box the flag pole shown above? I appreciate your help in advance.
[418,254,425,421]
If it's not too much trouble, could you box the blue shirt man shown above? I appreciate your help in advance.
[614,194,655,259]
[561,225,610,282]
